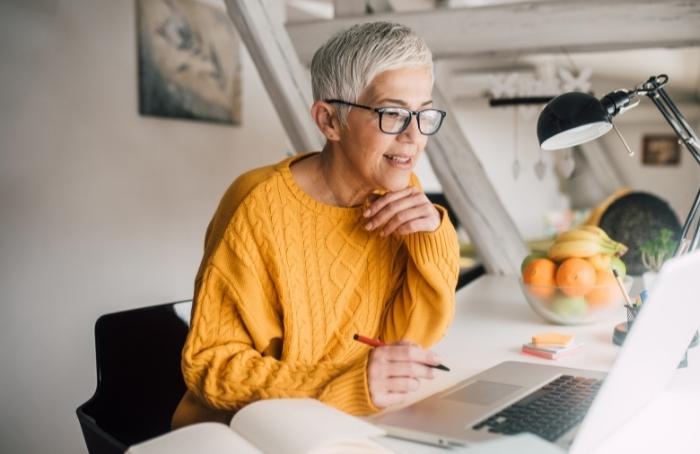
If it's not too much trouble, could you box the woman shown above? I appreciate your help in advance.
[172,21,460,428]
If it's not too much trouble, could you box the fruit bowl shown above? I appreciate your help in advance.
[519,275,634,325]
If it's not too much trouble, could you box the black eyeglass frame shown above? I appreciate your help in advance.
[324,99,447,136]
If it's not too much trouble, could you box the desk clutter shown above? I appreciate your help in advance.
[522,332,583,360]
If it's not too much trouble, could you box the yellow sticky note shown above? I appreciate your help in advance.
[532,332,574,347]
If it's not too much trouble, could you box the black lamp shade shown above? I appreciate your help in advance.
[537,92,613,150]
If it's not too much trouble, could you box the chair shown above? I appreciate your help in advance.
[76,300,192,454]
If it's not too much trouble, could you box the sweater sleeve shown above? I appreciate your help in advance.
[181,215,379,416]
[380,205,460,348]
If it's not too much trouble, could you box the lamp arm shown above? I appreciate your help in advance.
[644,88,700,166]
[677,186,700,255]
[634,75,700,164]
[636,78,700,256]
[691,195,700,252]
[657,88,700,148]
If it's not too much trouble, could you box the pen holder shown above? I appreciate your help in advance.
[613,304,698,368]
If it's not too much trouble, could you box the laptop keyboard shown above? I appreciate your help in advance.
[472,375,603,442]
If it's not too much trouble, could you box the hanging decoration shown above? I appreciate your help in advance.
[488,66,593,118]
[555,148,577,179]
[512,107,521,180]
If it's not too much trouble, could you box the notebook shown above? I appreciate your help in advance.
[371,249,700,453]
[126,398,392,454]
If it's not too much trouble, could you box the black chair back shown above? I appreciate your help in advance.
[76,301,191,454]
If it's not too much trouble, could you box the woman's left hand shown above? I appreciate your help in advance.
[363,187,441,236]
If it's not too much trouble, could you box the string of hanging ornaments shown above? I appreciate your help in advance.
[488,66,593,181]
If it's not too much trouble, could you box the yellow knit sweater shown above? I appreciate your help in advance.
[176,153,460,427]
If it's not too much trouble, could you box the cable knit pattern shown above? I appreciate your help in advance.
[178,153,460,425]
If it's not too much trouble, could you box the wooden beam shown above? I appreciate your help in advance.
[225,0,324,152]
[447,72,700,103]
[334,0,366,17]
[287,1,334,21]
[287,0,700,65]
[366,0,392,14]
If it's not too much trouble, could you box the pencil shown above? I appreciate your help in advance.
[612,269,634,306]
[353,334,450,371]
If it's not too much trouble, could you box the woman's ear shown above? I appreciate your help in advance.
[311,101,341,141]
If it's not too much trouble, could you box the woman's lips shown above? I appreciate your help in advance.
[383,154,413,169]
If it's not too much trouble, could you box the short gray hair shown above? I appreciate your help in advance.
[310,21,433,124]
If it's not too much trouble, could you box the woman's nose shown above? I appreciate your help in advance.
[400,113,422,141]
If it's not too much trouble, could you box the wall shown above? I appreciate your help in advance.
[0,1,289,453]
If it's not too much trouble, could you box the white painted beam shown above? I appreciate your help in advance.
[287,0,334,21]
[448,72,700,103]
[367,0,392,14]
[334,0,366,17]
[287,0,700,65]
[225,0,324,152]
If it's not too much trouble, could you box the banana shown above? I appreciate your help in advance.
[578,225,612,241]
[556,229,614,245]
[548,239,617,261]
[553,226,628,258]
[579,225,628,256]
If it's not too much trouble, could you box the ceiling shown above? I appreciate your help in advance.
[284,0,700,102]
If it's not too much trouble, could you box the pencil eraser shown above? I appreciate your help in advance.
[532,332,574,347]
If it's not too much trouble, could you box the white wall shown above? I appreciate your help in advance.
[0,1,288,453]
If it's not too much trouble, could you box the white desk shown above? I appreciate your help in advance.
[378,275,700,454]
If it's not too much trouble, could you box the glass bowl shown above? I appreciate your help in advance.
[519,275,634,325]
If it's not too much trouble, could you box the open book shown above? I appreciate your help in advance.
[126,398,393,454]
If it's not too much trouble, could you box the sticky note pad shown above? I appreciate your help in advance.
[532,332,574,347]
[522,343,583,360]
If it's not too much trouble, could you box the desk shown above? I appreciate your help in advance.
[377,275,700,453]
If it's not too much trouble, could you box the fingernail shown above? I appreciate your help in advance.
[365,222,372,230]
[364,209,371,217]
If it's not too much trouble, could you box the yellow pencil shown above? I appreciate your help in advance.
[612,269,633,306]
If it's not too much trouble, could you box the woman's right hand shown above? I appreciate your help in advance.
[367,340,441,408]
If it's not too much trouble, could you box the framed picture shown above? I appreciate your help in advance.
[642,135,681,166]
[137,0,242,125]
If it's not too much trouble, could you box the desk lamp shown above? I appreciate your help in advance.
[536,75,700,256]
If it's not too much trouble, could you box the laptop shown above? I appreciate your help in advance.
[371,250,700,453]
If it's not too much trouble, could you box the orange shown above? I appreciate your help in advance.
[556,257,596,297]
[523,258,557,298]
[585,269,618,307]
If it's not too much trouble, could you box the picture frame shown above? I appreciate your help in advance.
[642,135,681,166]
[136,0,242,125]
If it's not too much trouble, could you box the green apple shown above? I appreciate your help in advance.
[521,252,548,274]
[610,256,626,279]
[551,295,588,318]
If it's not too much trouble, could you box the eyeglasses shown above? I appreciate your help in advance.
[324,99,447,136]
